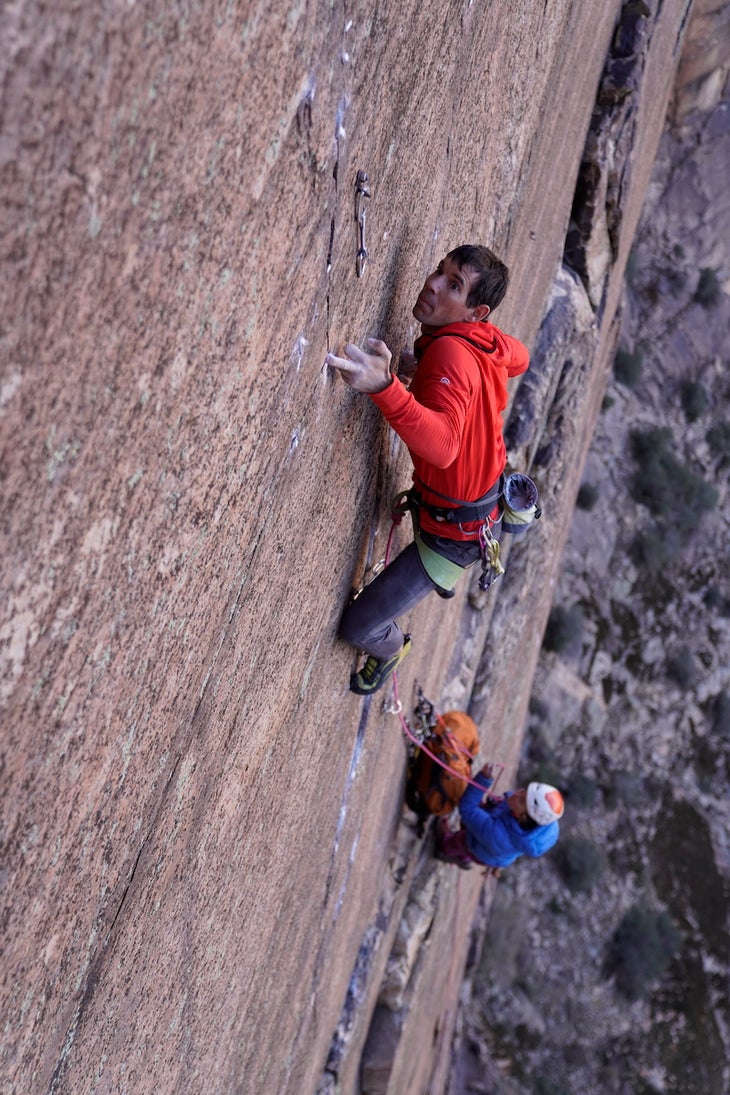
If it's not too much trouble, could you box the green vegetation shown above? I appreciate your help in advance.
[709,690,730,736]
[703,586,730,615]
[554,836,605,893]
[628,426,718,576]
[566,773,598,808]
[706,420,730,466]
[543,604,584,654]
[606,905,681,1000]
[534,1078,571,1095]
[693,267,721,309]
[613,346,643,388]
[629,426,718,518]
[665,646,697,689]
[679,379,709,422]
[576,482,599,510]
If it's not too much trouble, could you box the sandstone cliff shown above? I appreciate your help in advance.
[0,2,697,1094]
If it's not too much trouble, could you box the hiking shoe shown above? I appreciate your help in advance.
[349,635,412,695]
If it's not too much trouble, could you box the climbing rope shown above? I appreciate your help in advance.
[379,507,505,797]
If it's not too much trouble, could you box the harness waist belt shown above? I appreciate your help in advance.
[411,474,505,525]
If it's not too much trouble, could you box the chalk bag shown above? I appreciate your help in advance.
[501,473,541,535]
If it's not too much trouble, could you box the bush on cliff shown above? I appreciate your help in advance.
[613,346,643,388]
[554,836,606,893]
[543,604,584,654]
[605,905,681,1000]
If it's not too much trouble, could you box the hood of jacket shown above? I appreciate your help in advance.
[414,320,525,377]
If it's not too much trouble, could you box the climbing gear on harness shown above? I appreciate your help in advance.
[390,492,465,595]
[411,684,438,741]
[405,708,481,824]
[501,473,541,535]
[390,490,494,597]
[350,634,412,695]
[478,522,505,591]
[526,782,565,825]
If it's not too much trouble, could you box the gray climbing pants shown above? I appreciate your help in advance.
[339,532,482,660]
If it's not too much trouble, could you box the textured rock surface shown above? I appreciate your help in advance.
[0,2,695,1093]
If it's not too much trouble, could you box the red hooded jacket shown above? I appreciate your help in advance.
[370,320,529,541]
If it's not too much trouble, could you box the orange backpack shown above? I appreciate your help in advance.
[406,710,480,824]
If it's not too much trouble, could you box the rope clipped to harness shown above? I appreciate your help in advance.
[378,506,505,797]
[388,672,504,797]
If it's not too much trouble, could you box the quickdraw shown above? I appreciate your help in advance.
[478,522,505,591]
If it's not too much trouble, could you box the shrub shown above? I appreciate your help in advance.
[709,690,730,737]
[566,773,598,808]
[613,346,643,388]
[576,482,599,510]
[554,837,605,893]
[679,379,709,422]
[666,646,697,689]
[702,585,725,611]
[606,905,681,1000]
[629,426,718,520]
[693,267,721,309]
[543,604,584,653]
[707,421,730,464]
[528,694,550,720]
[629,525,683,573]
[534,1078,571,1095]
[625,248,640,286]
[604,770,643,808]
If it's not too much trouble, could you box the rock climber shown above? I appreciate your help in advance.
[435,765,564,873]
[326,244,529,695]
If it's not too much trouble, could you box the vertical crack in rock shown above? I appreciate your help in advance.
[46,750,185,1095]
[564,0,658,316]
[43,513,277,1092]
[316,925,382,1093]
[322,695,371,910]
[325,27,350,349]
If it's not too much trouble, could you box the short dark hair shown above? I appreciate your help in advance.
[447,244,509,312]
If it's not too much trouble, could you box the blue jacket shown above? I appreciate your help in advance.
[459,776,559,868]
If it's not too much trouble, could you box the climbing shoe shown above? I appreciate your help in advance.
[349,635,412,695]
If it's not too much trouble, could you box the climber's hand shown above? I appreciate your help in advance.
[326,338,393,393]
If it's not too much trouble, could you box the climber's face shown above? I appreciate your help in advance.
[412,256,489,331]
[507,789,529,823]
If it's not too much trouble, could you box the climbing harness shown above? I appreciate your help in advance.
[390,487,505,596]
[410,473,505,528]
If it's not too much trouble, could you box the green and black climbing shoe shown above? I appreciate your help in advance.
[349,635,412,695]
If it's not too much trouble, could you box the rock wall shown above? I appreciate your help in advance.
[0,2,694,1094]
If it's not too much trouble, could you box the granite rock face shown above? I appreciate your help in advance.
[0,2,695,1093]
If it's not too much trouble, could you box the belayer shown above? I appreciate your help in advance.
[326,244,529,695]
[435,765,564,873]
